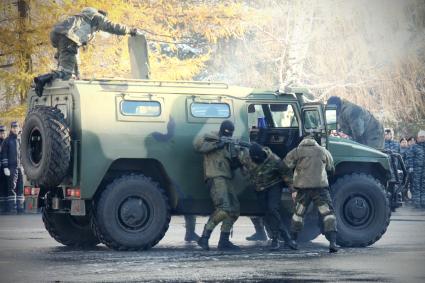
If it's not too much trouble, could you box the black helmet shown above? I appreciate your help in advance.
[219,120,234,137]
[327,96,342,113]
[249,143,267,164]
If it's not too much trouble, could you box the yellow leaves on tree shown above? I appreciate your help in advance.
[0,0,263,105]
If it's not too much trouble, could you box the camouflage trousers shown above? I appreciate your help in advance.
[291,187,337,233]
[411,168,425,207]
[50,32,79,80]
[204,177,240,233]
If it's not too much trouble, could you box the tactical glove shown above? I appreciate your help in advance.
[216,140,226,149]
[4,168,10,176]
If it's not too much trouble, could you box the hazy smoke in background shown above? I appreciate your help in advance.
[200,0,425,131]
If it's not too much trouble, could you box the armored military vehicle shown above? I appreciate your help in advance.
[20,78,406,250]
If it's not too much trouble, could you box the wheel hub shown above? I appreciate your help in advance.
[28,128,43,166]
[118,197,149,230]
[344,195,371,227]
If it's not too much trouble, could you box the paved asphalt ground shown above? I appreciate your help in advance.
[0,206,424,282]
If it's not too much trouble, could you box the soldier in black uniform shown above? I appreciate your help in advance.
[1,122,24,214]
[0,125,7,214]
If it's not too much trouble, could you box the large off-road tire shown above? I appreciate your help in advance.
[331,173,390,247]
[21,106,71,187]
[92,174,171,251]
[42,208,100,248]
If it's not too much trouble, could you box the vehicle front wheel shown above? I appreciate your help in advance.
[92,174,171,251]
[332,173,390,247]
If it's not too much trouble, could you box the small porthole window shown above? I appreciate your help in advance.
[190,102,230,118]
[120,100,161,116]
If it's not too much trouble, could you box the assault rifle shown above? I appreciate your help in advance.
[205,136,251,148]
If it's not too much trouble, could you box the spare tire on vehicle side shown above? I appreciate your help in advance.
[21,106,71,187]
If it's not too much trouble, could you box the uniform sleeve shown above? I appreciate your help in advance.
[1,138,8,168]
[283,148,298,169]
[325,149,335,173]
[194,135,218,153]
[279,161,294,188]
[94,15,129,35]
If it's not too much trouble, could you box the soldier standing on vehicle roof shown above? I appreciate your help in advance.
[33,7,141,97]
[283,135,338,253]
[0,126,8,214]
[327,96,384,149]
[239,143,297,250]
[1,122,24,215]
[194,120,241,251]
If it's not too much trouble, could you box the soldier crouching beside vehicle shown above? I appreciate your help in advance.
[239,143,297,250]
[283,135,338,253]
[194,120,241,251]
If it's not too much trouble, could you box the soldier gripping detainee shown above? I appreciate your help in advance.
[283,134,339,253]
[33,7,141,97]
[194,120,241,251]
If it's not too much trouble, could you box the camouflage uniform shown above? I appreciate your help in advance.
[194,132,239,233]
[50,7,131,79]
[283,137,337,237]
[335,99,384,149]
[0,134,7,214]
[384,140,400,153]
[411,142,425,208]
[239,147,293,241]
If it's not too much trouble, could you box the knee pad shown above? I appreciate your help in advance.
[317,203,331,216]
[323,214,337,232]
[291,214,304,232]
[295,203,306,216]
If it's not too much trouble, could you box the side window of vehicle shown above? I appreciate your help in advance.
[116,94,166,122]
[120,100,161,116]
[186,97,233,124]
[190,102,230,118]
[303,109,321,129]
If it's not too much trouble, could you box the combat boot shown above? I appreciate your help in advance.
[246,217,268,241]
[280,229,298,250]
[218,232,241,251]
[184,216,200,242]
[34,73,57,97]
[197,229,212,251]
[326,231,338,253]
[269,236,280,251]
[185,231,200,242]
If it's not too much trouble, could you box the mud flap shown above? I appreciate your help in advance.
[71,199,86,216]
[128,34,150,79]
[24,196,39,214]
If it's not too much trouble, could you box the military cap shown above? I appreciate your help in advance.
[0,125,5,132]
[11,121,19,128]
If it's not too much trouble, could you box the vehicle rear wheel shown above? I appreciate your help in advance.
[42,208,100,248]
[332,173,390,247]
[21,106,71,187]
[92,174,171,251]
